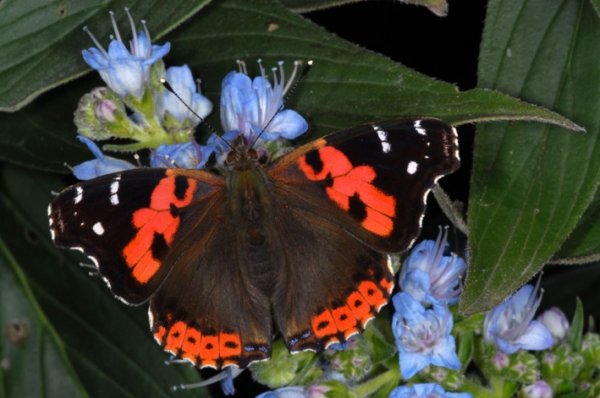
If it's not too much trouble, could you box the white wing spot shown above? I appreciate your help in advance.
[407,161,418,175]
[373,125,391,153]
[414,120,427,136]
[74,186,83,204]
[93,222,105,235]
[110,179,120,205]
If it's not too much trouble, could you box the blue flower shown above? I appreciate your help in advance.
[392,292,461,379]
[399,228,467,306]
[82,8,170,97]
[150,141,215,169]
[220,60,308,144]
[255,386,306,398]
[484,283,554,354]
[389,383,473,398]
[73,136,136,180]
[156,65,213,125]
[536,307,569,346]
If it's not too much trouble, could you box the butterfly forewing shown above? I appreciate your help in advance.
[269,119,460,254]
[50,169,221,303]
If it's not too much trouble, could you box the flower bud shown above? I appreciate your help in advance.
[537,308,569,345]
[520,380,553,398]
[581,333,600,369]
[322,335,372,382]
[250,340,316,389]
[505,350,540,384]
[541,343,584,384]
[307,380,351,398]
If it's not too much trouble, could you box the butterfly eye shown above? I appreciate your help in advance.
[225,150,237,165]
[247,148,259,160]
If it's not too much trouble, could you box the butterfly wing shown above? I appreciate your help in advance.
[267,118,459,350]
[269,119,460,253]
[49,168,272,368]
[50,169,222,303]
[269,206,394,352]
[148,203,273,369]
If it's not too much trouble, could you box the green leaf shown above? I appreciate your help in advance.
[0,0,580,173]
[0,235,87,398]
[0,0,210,111]
[553,189,600,263]
[590,0,600,18]
[567,299,585,351]
[462,0,600,314]
[557,390,591,398]
[280,0,448,16]
[0,163,208,397]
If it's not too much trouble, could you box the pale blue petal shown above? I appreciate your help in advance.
[393,292,426,318]
[106,39,140,61]
[191,92,213,121]
[220,72,253,133]
[265,110,308,140]
[219,367,235,396]
[82,48,109,69]
[135,31,151,58]
[73,157,136,180]
[145,42,170,64]
[77,136,104,159]
[399,350,430,379]
[431,336,461,370]
[413,384,441,395]
[255,387,306,398]
[513,320,554,351]
[496,338,519,355]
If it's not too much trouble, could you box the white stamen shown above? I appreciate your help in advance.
[83,26,108,57]
[124,7,139,55]
[109,11,123,43]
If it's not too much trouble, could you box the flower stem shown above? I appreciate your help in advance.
[458,378,499,398]
[351,369,400,398]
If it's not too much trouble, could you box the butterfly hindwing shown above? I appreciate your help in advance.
[268,202,394,352]
[148,197,272,369]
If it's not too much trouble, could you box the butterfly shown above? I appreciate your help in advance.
[48,119,460,369]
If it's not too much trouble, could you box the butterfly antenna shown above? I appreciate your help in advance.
[250,60,313,149]
[160,78,235,152]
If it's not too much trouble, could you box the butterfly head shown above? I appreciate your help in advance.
[224,133,263,170]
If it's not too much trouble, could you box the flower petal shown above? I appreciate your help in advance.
[513,320,554,351]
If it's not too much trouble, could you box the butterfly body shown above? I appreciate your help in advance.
[49,119,460,369]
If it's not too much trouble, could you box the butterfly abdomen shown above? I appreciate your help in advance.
[226,163,282,289]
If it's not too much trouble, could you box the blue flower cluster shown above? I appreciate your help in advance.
[391,228,466,395]
[75,9,307,179]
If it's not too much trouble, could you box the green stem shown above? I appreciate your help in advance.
[351,369,400,398]
[458,378,499,398]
